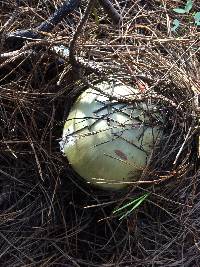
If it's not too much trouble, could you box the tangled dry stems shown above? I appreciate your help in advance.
[0,0,200,266]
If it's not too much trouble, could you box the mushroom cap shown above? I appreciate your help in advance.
[61,81,163,190]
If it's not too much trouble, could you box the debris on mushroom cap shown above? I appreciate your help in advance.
[60,81,163,190]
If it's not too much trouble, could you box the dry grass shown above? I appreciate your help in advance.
[0,0,200,266]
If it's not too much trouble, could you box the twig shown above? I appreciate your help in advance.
[173,126,192,165]
[69,0,96,78]
[98,0,122,24]
[3,0,120,78]
[5,0,80,46]
[0,49,33,59]
[37,0,80,33]
[5,0,121,48]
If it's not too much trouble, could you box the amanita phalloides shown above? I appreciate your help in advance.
[60,81,163,190]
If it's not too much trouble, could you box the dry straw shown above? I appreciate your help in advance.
[0,0,199,266]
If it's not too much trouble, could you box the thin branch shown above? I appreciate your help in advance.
[5,0,121,48]
[98,0,122,24]
[37,0,80,33]
[5,0,80,46]
[69,0,96,78]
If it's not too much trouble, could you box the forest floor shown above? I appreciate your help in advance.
[0,0,200,266]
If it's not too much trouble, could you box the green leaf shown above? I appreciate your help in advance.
[194,12,200,26]
[173,0,193,14]
[171,19,180,32]
[113,193,150,220]
[184,0,193,13]
[173,8,186,14]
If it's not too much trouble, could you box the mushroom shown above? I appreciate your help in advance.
[60,81,163,190]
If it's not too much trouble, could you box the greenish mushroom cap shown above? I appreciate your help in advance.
[61,81,163,190]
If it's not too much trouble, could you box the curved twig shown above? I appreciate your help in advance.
[5,0,121,45]
[37,0,80,33]
[69,0,96,70]
[5,0,80,46]
[98,0,122,24]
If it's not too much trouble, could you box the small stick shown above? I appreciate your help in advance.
[37,0,80,33]
[98,0,122,24]
[6,0,121,44]
[3,0,122,77]
[173,126,192,165]
[6,0,80,43]
[69,0,96,78]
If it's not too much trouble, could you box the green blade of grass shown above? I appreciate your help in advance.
[113,193,150,214]
[93,7,100,26]
[113,193,150,220]
[118,193,150,220]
